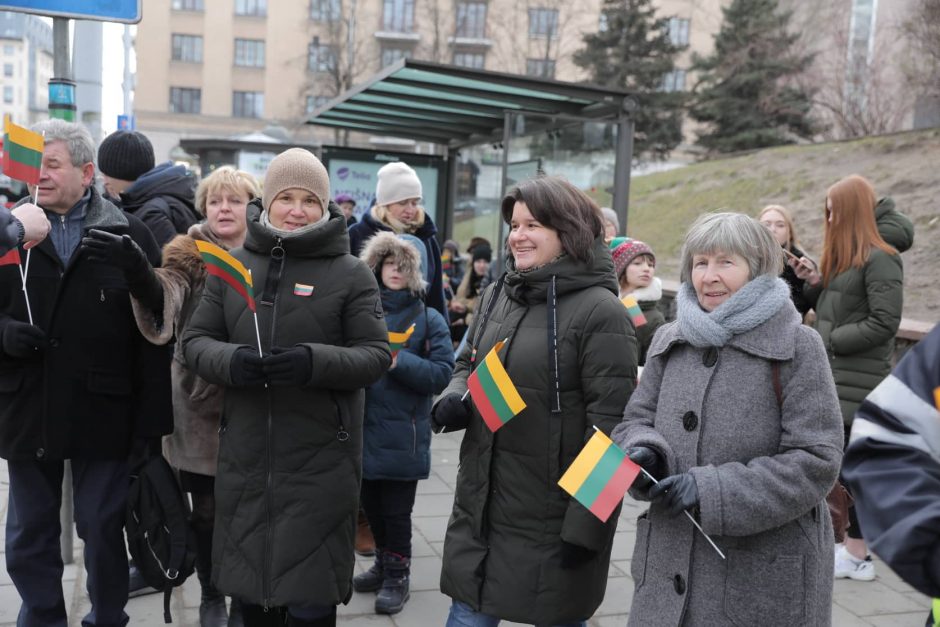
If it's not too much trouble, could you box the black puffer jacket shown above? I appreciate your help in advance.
[119,162,200,247]
[436,237,637,624]
[182,202,390,608]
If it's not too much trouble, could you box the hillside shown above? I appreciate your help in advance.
[622,129,940,324]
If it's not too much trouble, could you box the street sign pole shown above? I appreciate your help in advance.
[49,18,76,122]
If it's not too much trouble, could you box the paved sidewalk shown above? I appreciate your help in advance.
[0,433,931,626]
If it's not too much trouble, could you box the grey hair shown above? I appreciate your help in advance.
[600,206,619,232]
[30,119,95,167]
[680,212,784,283]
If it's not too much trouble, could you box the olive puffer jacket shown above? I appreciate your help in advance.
[436,237,637,624]
[181,203,390,608]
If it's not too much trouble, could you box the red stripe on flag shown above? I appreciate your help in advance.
[2,159,40,185]
[588,458,642,522]
[0,248,21,266]
[467,371,504,432]
[206,264,256,311]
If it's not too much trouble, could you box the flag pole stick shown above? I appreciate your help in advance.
[247,270,262,357]
[16,129,43,326]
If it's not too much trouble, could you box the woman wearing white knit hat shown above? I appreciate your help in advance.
[349,161,449,322]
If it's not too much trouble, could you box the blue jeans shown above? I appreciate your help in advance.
[445,600,587,627]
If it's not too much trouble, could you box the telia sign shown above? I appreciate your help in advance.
[328,159,439,224]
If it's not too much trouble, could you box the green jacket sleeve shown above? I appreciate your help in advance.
[830,251,903,356]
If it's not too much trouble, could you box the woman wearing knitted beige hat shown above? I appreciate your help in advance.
[349,161,449,321]
[611,239,666,365]
[182,147,391,627]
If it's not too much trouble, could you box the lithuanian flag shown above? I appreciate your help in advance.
[2,117,43,185]
[558,430,641,522]
[194,240,255,312]
[389,324,415,358]
[934,387,940,411]
[621,295,647,327]
[0,248,21,267]
[467,340,526,432]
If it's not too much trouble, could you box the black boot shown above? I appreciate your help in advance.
[194,517,227,627]
[228,597,244,627]
[286,607,336,627]
[375,552,410,615]
[352,550,384,593]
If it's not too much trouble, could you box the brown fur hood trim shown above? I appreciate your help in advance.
[162,222,225,278]
[359,231,425,294]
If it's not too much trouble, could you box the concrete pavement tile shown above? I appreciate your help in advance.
[832,602,875,627]
[903,591,932,609]
[342,589,384,618]
[414,493,456,517]
[429,541,444,557]
[388,589,450,626]
[411,532,436,558]
[609,559,629,576]
[416,475,452,496]
[609,531,635,561]
[431,433,461,451]
[0,583,25,621]
[866,612,933,626]
[338,613,395,626]
[410,555,443,592]
[412,515,450,543]
[833,579,927,616]
[590,614,632,627]
[592,574,634,617]
[431,465,458,488]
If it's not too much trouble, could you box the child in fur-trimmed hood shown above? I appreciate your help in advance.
[355,232,455,615]
[612,239,666,365]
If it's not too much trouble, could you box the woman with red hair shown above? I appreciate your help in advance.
[792,174,903,583]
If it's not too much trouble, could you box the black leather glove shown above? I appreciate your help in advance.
[82,229,164,312]
[431,392,472,433]
[229,346,267,387]
[626,446,662,495]
[649,473,700,518]
[263,346,313,387]
[127,437,162,475]
[2,321,46,358]
[560,541,597,570]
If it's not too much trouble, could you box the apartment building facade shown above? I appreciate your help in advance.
[0,11,53,129]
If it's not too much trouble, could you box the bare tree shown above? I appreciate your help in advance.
[899,0,940,100]
[489,0,577,78]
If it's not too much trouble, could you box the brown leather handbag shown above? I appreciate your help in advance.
[827,481,854,543]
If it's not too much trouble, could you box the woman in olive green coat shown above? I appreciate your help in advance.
[791,174,903,584]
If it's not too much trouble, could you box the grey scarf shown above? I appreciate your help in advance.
[676,274,791,347]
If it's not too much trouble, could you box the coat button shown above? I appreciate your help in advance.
[702,348,718,367]
[682,411,698,431]
[49,338,59,348]
[36,448,45,459]
[673,573,686,595]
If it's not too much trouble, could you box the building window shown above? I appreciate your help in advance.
[233,91,264,118]
[3,63,12,77]
[660,69,686,92]
[3,86,12,104]
[380,47,412,67]
[308,42,337,73]
[235,0,266,16]
[2,45,13,56]
[172,0,204,10]
[234,39,265,67]
[598,12,608,33]
[526,58,555,78]
[456,2,486,39]
[310,0,341,21]
[171,34,203,63]
[306,95,331,114]
[528,8,558,38]
[453,52,485,68]
[170,87,201,113]
[668,17,689,47]
[383,0,415,33]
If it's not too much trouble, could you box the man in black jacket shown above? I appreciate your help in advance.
[0,119,171,626]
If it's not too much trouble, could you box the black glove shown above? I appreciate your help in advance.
[2,321,47,358]
[82,229,164,312]
[626,446,662,495]
[431,393,472,433]
[229,346,267,387]
[559,541,597,570]
[262,346,313,387]
[648,473,700,518]
[127,437,162,475]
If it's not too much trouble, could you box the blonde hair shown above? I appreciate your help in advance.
[758,204,801,249]
[195,166,261,216]
[371,203,426,234]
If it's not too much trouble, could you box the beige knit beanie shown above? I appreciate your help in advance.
[375,161,422,207]
[262,148,330,212]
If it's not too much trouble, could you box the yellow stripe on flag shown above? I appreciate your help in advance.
[558,431,613,495]
[4,118,44,152]
[195,240,252,286]
[485,341,526,414]
[389,324,415,344]
[934,387,940,411]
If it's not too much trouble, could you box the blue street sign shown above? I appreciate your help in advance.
[117,115,135,131]
[0,0,142,24]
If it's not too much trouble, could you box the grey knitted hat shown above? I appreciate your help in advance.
[97,130,155,181]
[262,148,330,212]
[375,161,422,207]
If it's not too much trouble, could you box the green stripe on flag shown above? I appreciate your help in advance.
[4,142,42,169]
[201,251,252,292]
[475,359,515,423]
[573,445,625,508]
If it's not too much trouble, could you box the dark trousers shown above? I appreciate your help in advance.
[359,479,418,557]
[5,458,130,627]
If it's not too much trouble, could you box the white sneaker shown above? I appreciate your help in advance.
[834,545,876,581]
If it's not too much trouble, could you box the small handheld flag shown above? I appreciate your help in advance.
[934,387,940,411]
[195,240,255,312]
[621,295,647,327]
[467,339,526,432]
[0,248,21,267]
[558,430,641,523]
[389,324,415,358]
[2,117,44,185]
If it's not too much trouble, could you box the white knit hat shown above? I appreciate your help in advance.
[375,162,422,207]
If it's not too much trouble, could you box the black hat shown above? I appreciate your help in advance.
[471,244,492,263]
[97,130,155,181]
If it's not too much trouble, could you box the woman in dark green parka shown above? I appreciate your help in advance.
[182,149,391,627]
[431,176,637,626]
[791,174,903,584]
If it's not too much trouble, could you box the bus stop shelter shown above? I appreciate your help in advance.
[306,59,635,249]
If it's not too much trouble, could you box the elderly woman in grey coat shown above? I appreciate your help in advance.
[612,212,844,627]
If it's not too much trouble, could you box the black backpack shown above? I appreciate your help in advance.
[126,455,198,623]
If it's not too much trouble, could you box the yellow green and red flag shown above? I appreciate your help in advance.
[467,340,526,432]
[934,387,940,411]
[0,248,21,267]
[194,240,255,312]
[389,324,415,358]
[621,295,647,327]
[2,117,43,185]
[558,430,641,522]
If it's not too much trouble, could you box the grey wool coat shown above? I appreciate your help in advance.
[182,204,391,608]
[612,303,844,627]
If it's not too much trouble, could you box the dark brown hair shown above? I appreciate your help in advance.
[499,176,603,263]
